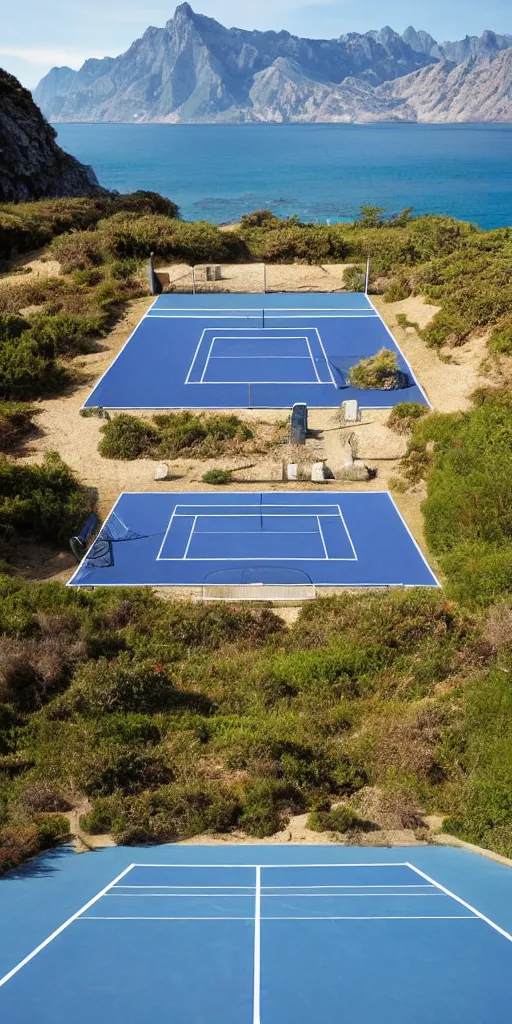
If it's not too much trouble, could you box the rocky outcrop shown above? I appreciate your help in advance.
[32,6,512,125]
[0,68,104,202]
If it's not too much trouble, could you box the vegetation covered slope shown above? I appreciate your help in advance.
[1,198,512,871]
[1,583,511,872]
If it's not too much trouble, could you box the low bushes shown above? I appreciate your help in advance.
[99,411,254,460]
[0,451,91,545]
[202,468,232,485]
[348,349,404,390]
[387,402,428,434]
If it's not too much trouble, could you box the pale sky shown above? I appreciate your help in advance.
[2,0,511,88]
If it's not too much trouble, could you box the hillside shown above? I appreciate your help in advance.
[0,69,104,202]
[33,6,512,124]
[2,200,512,870]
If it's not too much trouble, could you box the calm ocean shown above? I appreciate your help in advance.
[55,122,512,229]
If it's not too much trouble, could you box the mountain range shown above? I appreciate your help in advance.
[33,5,512,124]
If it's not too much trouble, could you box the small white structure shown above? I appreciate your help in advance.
[311,462,327,482]
[342,400,359,422]
[287,463,298,481]
[154,462,169,481]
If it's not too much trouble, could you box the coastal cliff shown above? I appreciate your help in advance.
[0,68,104,202]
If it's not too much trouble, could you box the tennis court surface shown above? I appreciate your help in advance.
[83,292,429,410]
[68,491,439,589]
[2,845,512,1023]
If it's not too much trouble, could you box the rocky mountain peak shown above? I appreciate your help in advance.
[32,8,512,125]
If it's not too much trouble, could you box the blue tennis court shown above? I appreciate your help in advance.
[2,845,512,1023]
[83,292,429,410]
[68,491,439,589]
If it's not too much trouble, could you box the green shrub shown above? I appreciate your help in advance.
[0,332,62,400]
[28,313,103,356]
[387,403,428,434]
[202,469,232,485]
[240,210,280,228]
[34,814,71,846]
[51,231,106,273]
[66,655,177,716]
[489,318,512,355]
[348,349,403,390]
[98,415,159,459]
[307,804,374,833]
[343,264,365,292]
[238,780,306,837]
[384,277,411,302]
[0,451,90,544]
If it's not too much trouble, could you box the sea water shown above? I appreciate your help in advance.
[55,122,512,229]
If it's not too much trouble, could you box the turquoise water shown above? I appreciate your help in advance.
[54,123,512,228]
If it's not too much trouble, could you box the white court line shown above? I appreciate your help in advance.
[386,495,441,588]
[0,863,135,989]
[199,339,216,384]
[132,860,411,868]
[261,884,435,889]
[79,915,477,922]
[365,295,432,408]
[317,516,329,560]
[155,504,178,561]
[406,863,512,944]
[103,892,446,899]
[81,916,254,921]
[253,867,261,1024]
[182,515,197,560]
[261,916,477,921]
[115,884,257,889]
[304,338,321,383]
[157,504,358,563]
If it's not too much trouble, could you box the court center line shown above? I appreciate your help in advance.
[253,866,261,1024]
[0,863,136,989]
[405,863,512,944]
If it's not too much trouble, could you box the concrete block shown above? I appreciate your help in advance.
[154,462,168,481]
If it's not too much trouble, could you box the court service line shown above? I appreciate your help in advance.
[0,864,136,989]
[406,864,512,943]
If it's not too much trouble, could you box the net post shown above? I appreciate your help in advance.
[364,257,370,295]
[248,383,252,407]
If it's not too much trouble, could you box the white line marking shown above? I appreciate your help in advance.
[305,337,321,384]
[405,863,512,944]
[0,864,135,988]
[185,328,207,384]
[386,495,440,588]
[130,861,410,868]
[155,504,178,561]
[199,339,216,384]
[81,916,254,921]
[261,916,478,921]
[317,516,329,560]
[365,295,432,408]
[182,515,197,560]
[80,915,477,922]
[253,867,261,1024]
